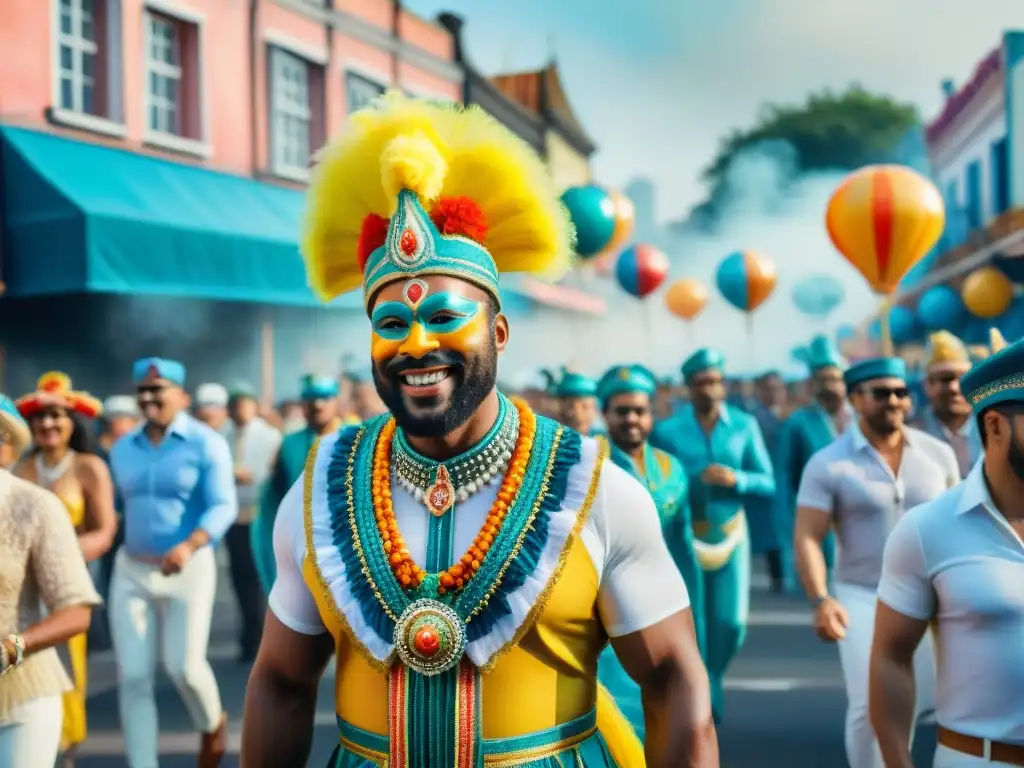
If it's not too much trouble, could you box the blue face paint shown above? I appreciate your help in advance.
[370,292,481,342]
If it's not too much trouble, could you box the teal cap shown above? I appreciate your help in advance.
[228,381,257,400]
[555,368,597,399]
[132,357,186,386]
[0,393,31,455]
[597,365,657,407]
[682,348,725,380]
[363,189,500,308]
[844,357,906,389]
[301,375,340,400]
[961,337,1024,411]
[804,335,845,372]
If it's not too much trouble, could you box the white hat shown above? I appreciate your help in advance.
[103,395,139,418]
[195,383,229,408]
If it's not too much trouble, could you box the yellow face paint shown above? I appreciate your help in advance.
[370,281,489,363]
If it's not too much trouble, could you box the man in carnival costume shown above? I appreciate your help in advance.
[251,374,342,595]
[911,331,982,479]
[774,335,850,590]
[649,348,775,723]
[240,95,716,768]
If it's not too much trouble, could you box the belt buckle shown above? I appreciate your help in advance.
[982,738,992,761]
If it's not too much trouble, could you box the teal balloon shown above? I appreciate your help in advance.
[561,185,616,258]
[889,306,922,346]
[916,285,965,331]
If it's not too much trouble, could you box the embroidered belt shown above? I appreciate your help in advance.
[338,708,599,767]
[692,512,747,571]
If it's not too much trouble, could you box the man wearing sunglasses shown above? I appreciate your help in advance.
[912,332,981,479]
[108,357,238,768]
[870,330,1024,768]
[793,357,959,768]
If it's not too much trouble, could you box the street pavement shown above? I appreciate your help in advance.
[78,561,936,767]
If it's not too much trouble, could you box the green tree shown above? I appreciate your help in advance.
[686,85,921,229]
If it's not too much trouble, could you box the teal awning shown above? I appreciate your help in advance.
[0,127,359,308]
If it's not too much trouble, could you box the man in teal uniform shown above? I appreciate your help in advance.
[251,375,342,594]
[650,348,775,722]
[593,364,702,740]
[553,367,601,436]
[774,335,850,590]
[748,370,788,591]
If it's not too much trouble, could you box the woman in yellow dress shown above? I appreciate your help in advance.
[15,373,117,764]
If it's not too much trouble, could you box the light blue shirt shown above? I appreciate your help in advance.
[110,411,238,558]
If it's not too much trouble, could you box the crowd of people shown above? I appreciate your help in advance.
[1,92,1022,768]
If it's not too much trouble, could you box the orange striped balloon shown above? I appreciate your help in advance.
[825,165,945,295]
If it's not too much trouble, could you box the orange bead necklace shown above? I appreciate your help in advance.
[370,399,536,594]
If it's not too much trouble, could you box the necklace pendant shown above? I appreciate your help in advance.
[426,465,455,517]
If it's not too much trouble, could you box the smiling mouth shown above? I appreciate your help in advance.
[400,366,451,388]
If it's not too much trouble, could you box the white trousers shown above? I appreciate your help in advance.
[835,581,937,768]
[109,547,223,768]
[0,695,63,768]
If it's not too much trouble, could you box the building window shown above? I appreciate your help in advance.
[965,161,982,230]
[58,0,106,116]
[144,9,202,142]
[269,47,325,178]
[347,72,385,114]
[992,138,1010,216]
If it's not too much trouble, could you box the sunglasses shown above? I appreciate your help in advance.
[870,386,910,401]
[136,385,169,396]
[927,373,960,386]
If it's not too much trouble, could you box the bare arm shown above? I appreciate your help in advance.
[869,512,935,768]
[77,454,118,562]
[794,505,832,601]
[612,609,718,767]
[869,602,927,768]
[240,611,333,766]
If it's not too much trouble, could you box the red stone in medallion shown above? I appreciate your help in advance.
[400,228,418,257]
[426,465,455,517]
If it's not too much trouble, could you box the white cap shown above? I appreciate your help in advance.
[103,395,139,417]
[195,383,229,408]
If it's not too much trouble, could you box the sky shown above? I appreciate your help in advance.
[400,0,1024,374]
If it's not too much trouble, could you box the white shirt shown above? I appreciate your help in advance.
[797,424,959,588]
[877,460,1024,743]
[223,417,281,510]
[269,431,690,648]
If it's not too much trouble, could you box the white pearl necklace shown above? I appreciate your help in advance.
[34,450,75,488]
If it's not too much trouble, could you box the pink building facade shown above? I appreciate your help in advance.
[0,0,461,179]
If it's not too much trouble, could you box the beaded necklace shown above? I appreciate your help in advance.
[392,395,519,513]
[370,397,536,594]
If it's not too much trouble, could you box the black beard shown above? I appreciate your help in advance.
[373,341,498,438]
[1007,427,1024,481]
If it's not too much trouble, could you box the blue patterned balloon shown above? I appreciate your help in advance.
[916,285,965,332]
[560,185,616,258]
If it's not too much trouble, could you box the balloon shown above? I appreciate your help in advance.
[916,285,966,331]
[991,253,1024,284]
[835,323,856,343]
[560,185,616,258]
[615,243,669,298]
[825,165,945,294]
[889,305,922,346]
[715,250,777,313]
[664,278,708,321]
[792,274,844,317]
[962,266,1013,318]
[593,191,637,275]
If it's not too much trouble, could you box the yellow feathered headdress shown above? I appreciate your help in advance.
[302,92,575,308]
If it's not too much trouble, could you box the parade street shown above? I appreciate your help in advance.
[77,561,934,768]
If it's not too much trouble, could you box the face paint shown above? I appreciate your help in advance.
[370,282,487,363]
